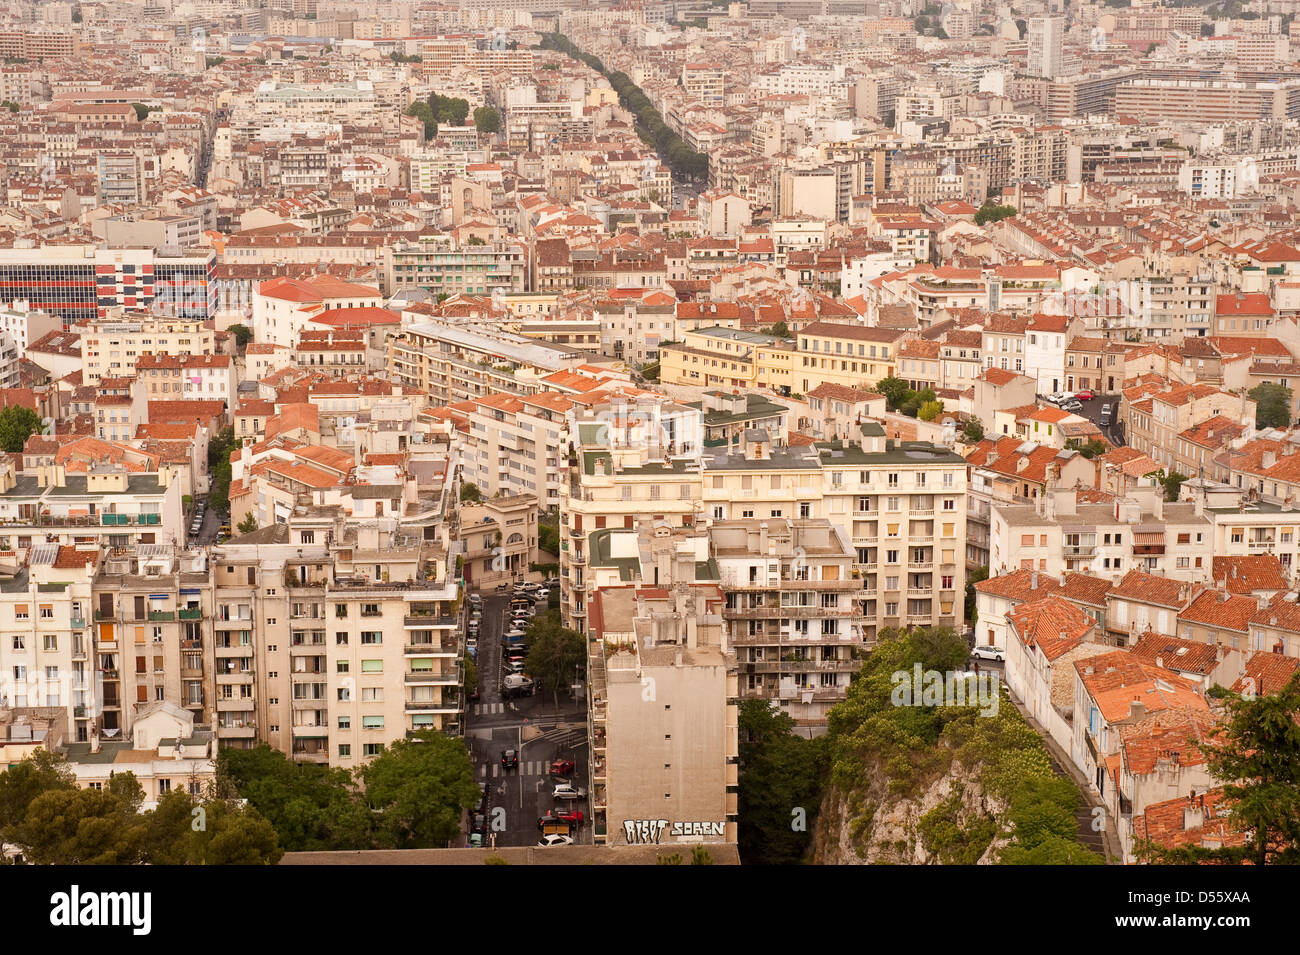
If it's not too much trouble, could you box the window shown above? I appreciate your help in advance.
[338,716,351,729]
[362,715,385,729]
[363,743,383,757]
[11,635,23,650]
[39,605,53,619]
[361,660,383,673]
[337,661,349,673]
[336,632,348,645]
[43,635,56,651]
[361,631,382,645]
[339,744,351,758]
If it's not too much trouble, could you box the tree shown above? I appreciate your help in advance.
[207,425,236,513]
[737,699,829,864]
[1144,468,1189,503]
[1139,672,1300,865]
[918,399,944,422]
[525,609,585,704]
[876,376,910,411]
[237,513,258,535]
[228,323,253,348]
[0,404,42,453]
[460,482,482,503]
[360,731,480,849]
[206,55,225,67]
[974,203,1017,226]
[0,749,76,839]
[107,771,145,814]
[1250,381,1292,429]
[10,787,146,864]
[473,106,500,134]
[220,745,373,851]
[966,565,989,625]
[1065,438,1107,459]
[0,100,18,112]
[962,416,985,443]
[143,790,283,865]
[130,103,155,121]
[405,100,436,138]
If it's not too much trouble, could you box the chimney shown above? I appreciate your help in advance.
[1059,570,1067,587]
[1184,802,1205,831]
[89,732,100,754]
[1030,571,1039,590]
[759,521,769,555]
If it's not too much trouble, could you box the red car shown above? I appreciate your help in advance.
[549,759,575,776]
[557,809,584,826]
[1073,389,1095,402]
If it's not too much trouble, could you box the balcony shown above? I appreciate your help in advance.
[148,610,175,622]
[404,701,459,714]
[746,660,860,673]
[215,671,255,684]
[181,666,203,679]
[70,616,86,629]
[404,614,456,628]
[216,723,257,739]
[405,670,460,685]
[215,644,254,657]
[722,605,860,619]
[1064,545,1096,557]
[405,641,457,655]
[178,608,202,621]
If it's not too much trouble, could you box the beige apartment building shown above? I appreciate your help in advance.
[80,312,216,386]
[560,395,705,636]
[210,518,463,769]
[0,544,97,745]
[462,392,572,508]
[586,524,737,847]
[1126,384,1255,473]
[459,494,540,590]
[92,545,212,742]
[712,519,865,732]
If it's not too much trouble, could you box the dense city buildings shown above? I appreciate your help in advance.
[0,0,1298,879]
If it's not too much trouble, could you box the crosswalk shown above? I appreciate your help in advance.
[482,759,559,778]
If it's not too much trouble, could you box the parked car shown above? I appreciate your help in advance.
[550,759,575,776]
[552,783,586,800]
[1060,399,1083,413]
[505,660,526,675]
[970,645,1005,662]
[495,582,510,593]
[538,834,573,847]
[469,593,482,607]
[470,811,487,834]
[1046,392,1071,406]
[1073,389,1095,401]
[1100,403,1113,426]
[556,809,584,826]
[501,749,519,770]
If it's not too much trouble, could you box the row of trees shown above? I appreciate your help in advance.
[524,608,585,704]
[405,93,470,139]
[0,751,281,864]
[539,33,709,182]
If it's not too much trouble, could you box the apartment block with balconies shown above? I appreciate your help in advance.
[712,519,865,732]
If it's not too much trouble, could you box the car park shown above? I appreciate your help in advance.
[552,783,586,800]
[970,645,1005,662]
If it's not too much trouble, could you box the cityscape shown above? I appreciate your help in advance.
[0,0,1292,889]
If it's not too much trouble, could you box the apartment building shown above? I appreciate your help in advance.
[135,353,235,404]
[389,320,585,403]
[0,463,184,558]
[461,391,571,506]
[0,246,217,327]
[659,326,794,392]
[383,239,528,299]
[0,544,98,746]
[795,322,906,394]
[253,275,383,350]
[988,485,1214,582]
[712,519,864,731]
[91,546,211,741]
[560,395,704,635]
[80,312,216,386]
[1126,384,1254,473]
[585,523,737,847]
[459,494,540,590]
[211,518,463,768]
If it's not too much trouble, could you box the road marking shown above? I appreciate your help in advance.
[490,763,499,778]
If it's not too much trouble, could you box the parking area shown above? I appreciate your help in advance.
[1044,391,1125,446]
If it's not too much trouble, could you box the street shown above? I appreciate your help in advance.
[464,593,590,848]
[1074,392,1125,447]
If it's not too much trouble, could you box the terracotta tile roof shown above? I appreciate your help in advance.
[1132,789,1245,854]
[1232,651,1299,697]
[975,568,1112,606]
[1121,713,1215,776]
[1211,555,1289,595]
[1109,570,1201,609]
[53,546,98,570]
[1178,589,1259,633]
[1075,650,1208,724]
[1250,591,1300,634]
[1129,631,1222,675]
[965,435,1078,484]
[1007,595,1097,660]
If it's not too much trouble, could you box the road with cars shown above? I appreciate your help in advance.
[463,585,591,849]
[1046,391,1125,447]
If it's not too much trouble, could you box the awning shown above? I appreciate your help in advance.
[1134,532,1165,544]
